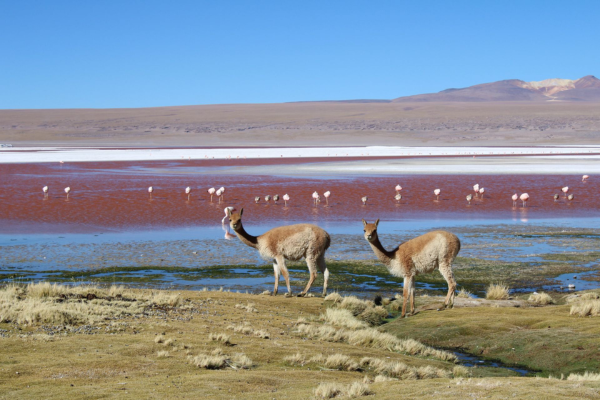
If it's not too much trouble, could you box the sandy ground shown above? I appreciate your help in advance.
[2,101,600,147]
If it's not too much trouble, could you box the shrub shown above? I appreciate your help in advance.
[528,292,555,305]
[570,300,600,317]
[314,383,344,399]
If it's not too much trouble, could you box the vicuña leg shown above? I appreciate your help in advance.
[402,275,414,318]
[316,254,329,296]
[272,260,280,295]
[299,257,318,297]
[275,256,292,296]
[409,278,416,315]
[439,264,457,308]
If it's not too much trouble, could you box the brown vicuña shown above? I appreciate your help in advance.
[228,208,331,296]
[362,219,460,317]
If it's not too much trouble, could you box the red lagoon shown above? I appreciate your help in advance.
[0,161,597,233]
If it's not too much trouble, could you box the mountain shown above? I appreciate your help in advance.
[392,75,600,102]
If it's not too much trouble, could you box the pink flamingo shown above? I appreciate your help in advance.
[395,193,402,203]
[254,196,260,203]
[561,186,569,198]
[395,184,402,194]
[512,193,518,207]
[361,196,368,205]
[222,206,236,224]
[434,188,441,201]
[273,194,279,204]
[43,186,49,198]
[520,193,529,207]
[479,188,485,198]
[185,187,191,201]
[324,191,331,206]
[473,184,480,198]
[582,175,589,182]
[283,193,290,206]
[312,191,319,206]
[567,193,574,202]
[64,187,71,199]
[207,187,216,202]
[216,188,223,203]
[148,186,153,199]
[466,194,472,205]
[219,187,226,201]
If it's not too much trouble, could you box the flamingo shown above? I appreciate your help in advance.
[216,188,223,203]
[312,191,319,206]
[283,193,290,206]
[512,193,518,207]
[473,184,480,198]
[520,193,529,207]
[553,194,559,201]
[582,175,589,182]
[395,193,402,203]
[42,186,48,198]
[562,186,569,198]
[265,195,271,204]
[395,184,402,194]
[466,194,472,205]
[64,187,71,199]
[479,188,485,198]
[323,191,331,206]
[254,196,260,204]
[148,186,153,199]
[434,188,441,201]
[185,187,191,201]
[273,194,280,204]
[207,187,216,202]
[361,196,368,205]
[567,193,574,202]
[219,187,226,202]
[222,206,236,224]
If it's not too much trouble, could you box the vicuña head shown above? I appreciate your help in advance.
[228,207,243,231]
[362,218,380,243]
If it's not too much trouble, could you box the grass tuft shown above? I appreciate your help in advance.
[566,371,600,381]
[570,300,600,317]
[209,333,232,345]
[324,292,343,304]
[528,292,555,305]
[485,283,510,300]
[314,383,344,399]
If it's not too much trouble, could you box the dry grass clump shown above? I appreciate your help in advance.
[235,302,257,313]
[566,371,600,381]
[283,352,306,366]
[154,334,166,344]
[156,351,169,358]
[580,292,600,300]
[188,350,254,370]
[209,333,232,345]
[357,306,387,326]
[319,308,368,330]
[570,300,600,317]
[227,323,270,339]
[314,383,344,399]
[456,289,472,298]
[324,354,360,371]
[485,283,510,300]
[452,365,471,378]
[528,292,555,305]
[360,357,449,380]
[373,375,396,382]
[294,322,456,362]
[0,283,186,326]
[339,296,372,316]
[324,292,343,304]
[260,290,271,295]
[346,382,372,398]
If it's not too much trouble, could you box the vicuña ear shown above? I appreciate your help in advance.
[375,218,379,227]
[240,208,244,216]
[226,208,232,216]
[362,219,367,226]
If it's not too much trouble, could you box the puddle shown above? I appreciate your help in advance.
[453,351,533,376]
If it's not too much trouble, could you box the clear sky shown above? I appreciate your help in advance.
[1,0,598,109]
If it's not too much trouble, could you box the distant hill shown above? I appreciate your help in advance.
[392,75,600,102]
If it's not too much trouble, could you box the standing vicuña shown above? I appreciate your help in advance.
[362,219,460,317]
[228,208,331,296]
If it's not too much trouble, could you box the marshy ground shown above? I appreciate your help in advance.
[1,283,600,399]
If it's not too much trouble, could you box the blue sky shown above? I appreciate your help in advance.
[1,0,598,108]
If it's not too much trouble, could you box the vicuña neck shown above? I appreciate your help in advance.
[234,224,259,249]
[368,237,396,266]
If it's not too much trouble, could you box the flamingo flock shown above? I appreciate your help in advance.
[36,173,590,223]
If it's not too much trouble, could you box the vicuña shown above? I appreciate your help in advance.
[228,208,331,296]
[362,219,460,317]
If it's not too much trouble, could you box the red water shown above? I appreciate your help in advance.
[0,161,597,233]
